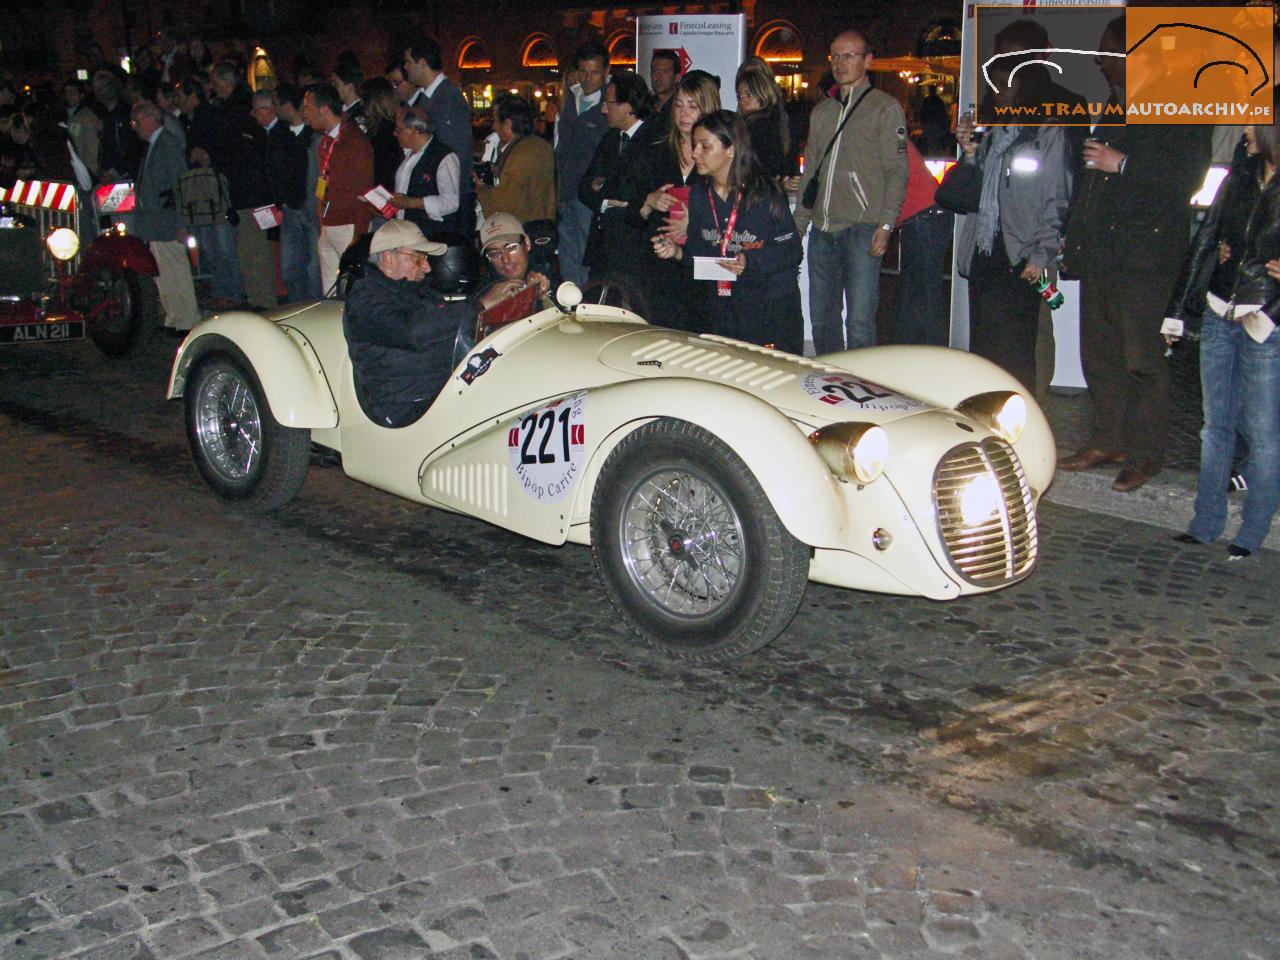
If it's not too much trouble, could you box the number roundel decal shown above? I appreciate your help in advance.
[507,392,587,503]
[800,373,927,414]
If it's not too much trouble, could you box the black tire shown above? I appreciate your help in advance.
[185,354,311,510]
[580,271,650,319]
[590,419,809,661]
[88,270,159,358]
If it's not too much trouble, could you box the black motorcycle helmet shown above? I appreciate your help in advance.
[426,231,485,295]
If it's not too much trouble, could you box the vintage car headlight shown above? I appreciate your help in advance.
[46,228,80,261]
[809,422,889,484]
[957,391,1027,444]
[958,473,1003,527]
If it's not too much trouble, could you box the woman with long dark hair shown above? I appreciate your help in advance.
[734,57,793,179]
[652,110,802,352]
[1168,105,1280,559]
[619,72,720,332]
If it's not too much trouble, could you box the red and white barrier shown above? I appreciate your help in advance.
[0,179,79,212]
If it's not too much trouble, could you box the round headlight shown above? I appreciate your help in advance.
[994,393,1027,444]
[959,474,1003,526]
[809,422,890,484]
[957,391,1026,444]
[46,227,80,261]
[850,425,889,483]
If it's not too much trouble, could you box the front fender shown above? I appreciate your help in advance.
[78,233,158,277]
[820,345,1056,495]
[570,378,850,548]
[167,313,338,428]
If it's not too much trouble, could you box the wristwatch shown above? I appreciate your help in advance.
[880,223,893,232]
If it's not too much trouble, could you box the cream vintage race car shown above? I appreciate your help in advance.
[167,283,1055,661]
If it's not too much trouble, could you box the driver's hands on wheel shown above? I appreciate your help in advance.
[477,278,526,310]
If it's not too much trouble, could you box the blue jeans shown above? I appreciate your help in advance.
[192,220,243,302]
[280,208,320,303]
[1187,307,1280,552]
[558,198,593,287]
[807,223,884,354]
[893,207,954,347]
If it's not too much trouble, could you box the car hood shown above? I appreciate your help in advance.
[595,328,934,426]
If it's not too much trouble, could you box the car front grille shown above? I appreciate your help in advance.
[933,438,1038,586]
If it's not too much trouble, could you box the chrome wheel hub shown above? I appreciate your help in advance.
[193,369,262,484]
[619,469,745,618]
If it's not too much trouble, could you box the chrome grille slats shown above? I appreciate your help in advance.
[933,437,1038,585]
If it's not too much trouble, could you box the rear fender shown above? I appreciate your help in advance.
[570,378,850,547]
[167,313,338,428]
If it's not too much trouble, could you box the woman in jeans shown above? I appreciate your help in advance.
[1166,108,1280,559]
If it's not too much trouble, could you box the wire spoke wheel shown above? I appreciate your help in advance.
[184,353,310,510]
[87,270,157,358]
[591,419,809,661]
[620,468,746,619]
[192,366,264,485]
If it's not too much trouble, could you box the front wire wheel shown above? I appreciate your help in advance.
[591,419,809,661]
[185,355,310,510]
[619,468,746,619]
[87,270,158,358]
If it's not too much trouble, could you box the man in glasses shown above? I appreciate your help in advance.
[793,29,909,354]
[477,212,555,298]
[344,220,523,426]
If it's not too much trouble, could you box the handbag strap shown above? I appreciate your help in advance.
[809,86,873,187]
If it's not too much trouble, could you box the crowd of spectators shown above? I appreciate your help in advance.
[4,19,1280,549]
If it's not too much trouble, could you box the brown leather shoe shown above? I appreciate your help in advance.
[1057,447,1126,471]
[1111,461,1160,493]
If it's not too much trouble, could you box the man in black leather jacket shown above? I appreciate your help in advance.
[343,221,522,427]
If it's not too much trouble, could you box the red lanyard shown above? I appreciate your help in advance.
[708,186,740,296]
[708,185,741,256]
[319,134,337,179]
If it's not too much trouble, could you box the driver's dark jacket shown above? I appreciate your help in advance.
[1165,156,1280,324]
[343,264,479,427]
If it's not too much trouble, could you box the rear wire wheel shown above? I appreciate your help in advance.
[185,354,310,510]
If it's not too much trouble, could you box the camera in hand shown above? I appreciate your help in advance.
[474,162,495,186]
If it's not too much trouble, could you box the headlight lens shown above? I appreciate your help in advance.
[809,422,890,484]
[958,473,1003,526]
[957,391,1027,444]
[46,227,80,261]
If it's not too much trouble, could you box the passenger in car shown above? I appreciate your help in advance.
[343,220,522,427]
[476,212,556,300]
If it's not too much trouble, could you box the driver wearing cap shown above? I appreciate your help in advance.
[344,220,521,426]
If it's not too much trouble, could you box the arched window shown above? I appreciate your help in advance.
[753,21,804,65]
[457,37,492,71]
[521,34,559,69]
[607,30,636,68]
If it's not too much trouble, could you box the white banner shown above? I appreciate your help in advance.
[636,14,747,111]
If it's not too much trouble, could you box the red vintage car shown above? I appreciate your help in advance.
[0,180,161,357]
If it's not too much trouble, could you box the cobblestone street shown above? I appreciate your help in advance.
[1,338,1277,959]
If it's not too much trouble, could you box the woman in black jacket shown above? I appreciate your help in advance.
[652,110,802,353]
[616,72,720,332]
[734,57,794,180]
[1167,109,1280,559]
